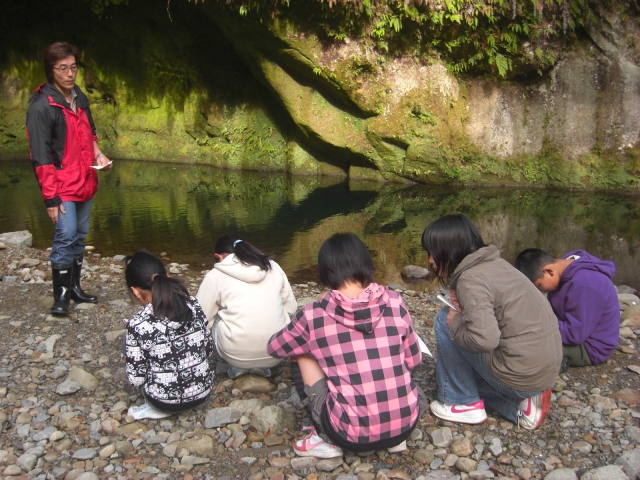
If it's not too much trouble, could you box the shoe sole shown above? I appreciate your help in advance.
[430,406,487,424]
[293,447,343,459]
[532,389,552,429]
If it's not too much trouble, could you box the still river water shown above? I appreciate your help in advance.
[2,159,640,289]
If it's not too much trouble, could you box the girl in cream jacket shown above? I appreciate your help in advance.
[196,235,296,377]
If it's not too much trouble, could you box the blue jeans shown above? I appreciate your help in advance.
[50,199,93,266]
[433,308,542,423]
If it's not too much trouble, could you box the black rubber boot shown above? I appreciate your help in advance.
[51,264,73,316]
[70,254,98,304]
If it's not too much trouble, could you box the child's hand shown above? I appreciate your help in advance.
[446,289,460,326]
[449,289,461,310]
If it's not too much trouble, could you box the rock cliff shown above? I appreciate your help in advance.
[1,0,638,191]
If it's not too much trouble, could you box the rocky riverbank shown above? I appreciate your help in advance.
[1,239,640,480]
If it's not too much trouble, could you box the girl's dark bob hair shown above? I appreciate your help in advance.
[318,233,374,290]
[421,214,486,281]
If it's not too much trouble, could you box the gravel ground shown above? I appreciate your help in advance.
[1,241,640,480]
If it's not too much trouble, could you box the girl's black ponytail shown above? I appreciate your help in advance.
[124,251,190,320]
[214,235,273,271]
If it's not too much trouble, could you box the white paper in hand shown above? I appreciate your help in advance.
[90,160,113,169]
[417,335,433,357]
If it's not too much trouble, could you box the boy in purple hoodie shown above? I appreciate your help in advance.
[515,249,620,372]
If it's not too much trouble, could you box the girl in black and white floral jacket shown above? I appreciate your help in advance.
[124,251,214,420]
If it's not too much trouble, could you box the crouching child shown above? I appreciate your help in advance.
[267,233,428,458]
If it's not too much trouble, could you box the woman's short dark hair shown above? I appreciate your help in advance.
[421,214,487,281]
[124,250,191,320]
[214,235,273,271]
[318,233,374,290]
[43,42,80,84]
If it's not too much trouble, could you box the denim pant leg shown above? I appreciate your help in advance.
[50,199,93,265]
[73,199,93,257]
[434,307,481,405]
[51,201,78,265]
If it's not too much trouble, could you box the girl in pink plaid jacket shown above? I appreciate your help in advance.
[268,233,427,458]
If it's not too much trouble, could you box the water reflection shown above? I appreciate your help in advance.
[1,160,639,289]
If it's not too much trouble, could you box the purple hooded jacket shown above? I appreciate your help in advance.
[547,250,620,364]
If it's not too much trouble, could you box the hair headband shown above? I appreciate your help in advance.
[233,239,243,247]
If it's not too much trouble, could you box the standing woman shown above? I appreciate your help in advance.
[26,42,113,316]
[196,236,297,378]
[422,215,561,429]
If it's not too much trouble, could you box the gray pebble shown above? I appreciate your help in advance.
[72,448,97,460]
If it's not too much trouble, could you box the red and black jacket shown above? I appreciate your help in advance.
[26,83,99,207]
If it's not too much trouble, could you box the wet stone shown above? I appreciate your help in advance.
[469,471,495,479]
[56,379,82,395]
[72,448,97,460]
[204,407,242,428]
[580,465,629,480]
[430,428,453,448]
[387,470,413,480]
[315,456,342,471]
[413,449,436,464]
[181,455,210,465]
[456,457,478,473]
[232,375,274,394]
[17,453,38,471]
[291,456,319,470]
[543,469,578,480]
[268,455,291,468]
[572,441,593,454]
[450,437,474,457]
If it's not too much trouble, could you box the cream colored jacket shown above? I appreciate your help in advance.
[196,255,297,369]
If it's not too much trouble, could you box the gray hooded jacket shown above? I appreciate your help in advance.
[449,246,562,391]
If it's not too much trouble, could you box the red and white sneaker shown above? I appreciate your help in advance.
[293,426,343,458]
[518,389,551,430]
[430,399,487,424]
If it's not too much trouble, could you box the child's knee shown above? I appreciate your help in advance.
[434,307,450,332]
[303,378,329,427]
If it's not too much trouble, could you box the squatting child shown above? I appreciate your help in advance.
[423,215,561,430]
[196,235,296,379]
[515,248,620,372]
[268,233,427,458]
[124,251,214,420]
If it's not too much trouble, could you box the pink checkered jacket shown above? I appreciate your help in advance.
[268,283,422,444]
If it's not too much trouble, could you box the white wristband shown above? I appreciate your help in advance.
[96,153,105,161]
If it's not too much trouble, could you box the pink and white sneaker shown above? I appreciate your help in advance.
[293,426,343,458]
[518,389,551,430]
[430,399,488,424]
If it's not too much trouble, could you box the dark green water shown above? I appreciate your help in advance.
[2,160,640,289]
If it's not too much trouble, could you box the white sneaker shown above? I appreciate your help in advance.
[127,402,172,420]
[517,389,551,430]
[387,440,407,453]
[430,399,487,424]
[293,426,343,458]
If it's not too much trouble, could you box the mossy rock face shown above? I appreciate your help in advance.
[1,0,639,191]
